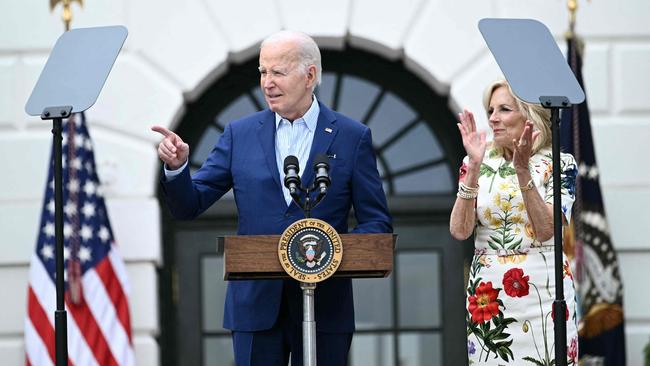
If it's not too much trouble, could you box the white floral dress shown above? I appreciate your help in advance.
[461,147,579,365]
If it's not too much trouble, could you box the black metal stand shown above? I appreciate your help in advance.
[285,156,331,366]
[290,185,326,220]
[541,96,570,366]
[42,105,73,366]
[294,185,319,366]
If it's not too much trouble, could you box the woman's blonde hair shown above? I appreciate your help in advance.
[482,79,552,156]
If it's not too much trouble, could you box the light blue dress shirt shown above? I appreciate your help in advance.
[275,96,319,206]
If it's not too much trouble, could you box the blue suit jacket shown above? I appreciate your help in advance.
[161,102,392,333]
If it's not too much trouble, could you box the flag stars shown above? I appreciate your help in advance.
[98,226,110,242]
[40,244,54,260]
[80,224,93,242]
[68,178,80,193]
[79,246,92,263]
[64,223,72,239]
[84,181,96,196]
[74,135,85,149]
[63,246,70,261]
[578,162,599,180]
[71,157,83,170]
[82,202,96,219]
[43,222,55,238]
[64,202,77,217]
[47,199,55,215]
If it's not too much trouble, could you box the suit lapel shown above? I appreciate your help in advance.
[303,103,338,188]
[257,111,283,192]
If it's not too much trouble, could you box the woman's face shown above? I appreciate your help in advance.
[487,86,526,150]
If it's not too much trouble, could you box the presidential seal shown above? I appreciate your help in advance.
[278,218,343,283]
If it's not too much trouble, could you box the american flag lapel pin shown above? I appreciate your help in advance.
[325,127,333,133]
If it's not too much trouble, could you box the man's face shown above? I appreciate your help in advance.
[259,41,316,121]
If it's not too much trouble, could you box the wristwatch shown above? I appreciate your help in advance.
[520,179,535,192]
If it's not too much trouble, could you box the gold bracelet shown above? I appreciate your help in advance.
[519,179,535,192]
[457,191,478,200]
[459,182,479,193]
[458,182,479,199]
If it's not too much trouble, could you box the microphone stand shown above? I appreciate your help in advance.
[284,156,330,366]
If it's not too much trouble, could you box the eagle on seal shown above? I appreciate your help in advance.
[298,233,327,268]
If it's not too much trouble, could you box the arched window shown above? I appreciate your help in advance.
[160,47,467,366]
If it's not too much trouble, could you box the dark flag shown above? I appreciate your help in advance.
[561,35,626,365]
[25,113,136,365]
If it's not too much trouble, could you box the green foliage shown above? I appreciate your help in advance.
[644,336,650,366]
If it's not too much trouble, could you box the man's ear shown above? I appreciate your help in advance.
[306,64,317,88]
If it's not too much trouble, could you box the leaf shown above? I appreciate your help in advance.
[489,235,504,245]
[522,356,545,366]
[498,165,516,178]
[481,321,491,332]
[480,164,496,177]
[492,332,510,340]
[497,346,512,362]
[499,339,513,348]
[507,238,523,249]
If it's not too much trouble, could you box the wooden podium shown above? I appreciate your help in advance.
[217,233,396,280]
[217,232,395,365]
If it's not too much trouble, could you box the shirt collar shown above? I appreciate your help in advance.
[274,96,320,132]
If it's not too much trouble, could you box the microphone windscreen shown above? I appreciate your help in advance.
[313,153,329,169]
[284,155,299,172]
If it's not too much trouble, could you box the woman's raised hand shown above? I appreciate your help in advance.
[512,120,540,171]
[457,109,487,167]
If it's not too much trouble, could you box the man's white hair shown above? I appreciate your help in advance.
[261,30,322,90]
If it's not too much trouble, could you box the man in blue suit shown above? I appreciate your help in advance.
[152,30,391,365]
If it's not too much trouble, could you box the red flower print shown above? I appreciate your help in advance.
[568,336,578,362]
[468,282,501,324]
[459,162,468,182]
[502,268,530,297]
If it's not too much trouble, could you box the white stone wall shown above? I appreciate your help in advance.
[1,0,648,365]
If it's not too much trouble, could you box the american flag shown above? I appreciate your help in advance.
[25,113,135,366]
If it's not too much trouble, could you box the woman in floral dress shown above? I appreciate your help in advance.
[450,80,579,365]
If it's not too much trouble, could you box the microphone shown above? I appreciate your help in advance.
[313,153,331,197]
[283,155,301,196]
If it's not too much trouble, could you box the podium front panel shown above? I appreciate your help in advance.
[219,233,395,280]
